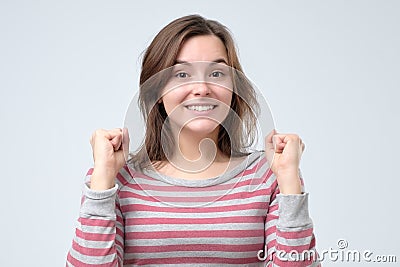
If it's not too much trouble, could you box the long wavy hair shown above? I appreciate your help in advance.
[128,14,260,170]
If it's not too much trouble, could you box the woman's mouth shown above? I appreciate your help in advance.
[185,105,217,112]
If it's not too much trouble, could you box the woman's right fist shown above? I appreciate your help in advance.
[89,128,129,190]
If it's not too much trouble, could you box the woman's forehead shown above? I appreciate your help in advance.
[176,35,228,63]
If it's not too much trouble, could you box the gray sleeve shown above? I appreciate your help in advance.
[66,182,124,266]
[80,183,119,218]
[276,193,313,230]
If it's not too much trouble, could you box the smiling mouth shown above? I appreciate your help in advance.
[185,105,217,112]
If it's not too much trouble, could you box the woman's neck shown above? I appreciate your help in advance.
[167,125,228,174]
[152,125,248,180]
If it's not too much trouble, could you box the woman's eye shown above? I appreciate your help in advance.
[175,72,189,78]
[210,71,224,78]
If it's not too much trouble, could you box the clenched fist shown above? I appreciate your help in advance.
[89,128,129,191]
[265,129,305,194]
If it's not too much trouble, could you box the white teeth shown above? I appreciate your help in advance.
[186,105,215,111]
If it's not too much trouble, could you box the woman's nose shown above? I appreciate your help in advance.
[192,82,210,96]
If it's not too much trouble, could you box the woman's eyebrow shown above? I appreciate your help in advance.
[210,58,228,65]
[173,60,189,65]
[173,58,228,65]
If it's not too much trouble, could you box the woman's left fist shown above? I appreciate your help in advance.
[265,129,305,194]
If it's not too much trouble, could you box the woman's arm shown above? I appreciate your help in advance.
[262,176,319,266]
[261,130,320,266]
[66,169,125,266]
[67,128,128,266]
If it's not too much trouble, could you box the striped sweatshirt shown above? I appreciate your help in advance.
[66,150,319,266]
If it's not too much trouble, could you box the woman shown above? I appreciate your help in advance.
[66,15,319,266]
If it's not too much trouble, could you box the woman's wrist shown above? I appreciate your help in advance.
[276,168,302,195]
[90,167,116,191]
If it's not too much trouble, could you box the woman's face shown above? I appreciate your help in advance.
[160,35,233,136]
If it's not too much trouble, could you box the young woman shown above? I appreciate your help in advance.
[66,15,319,266]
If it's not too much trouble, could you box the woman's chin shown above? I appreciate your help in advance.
[182,120,220,136]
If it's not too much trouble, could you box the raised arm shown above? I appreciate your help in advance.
[66,169,125,266]
[261,178,319,266]
[66,128,129,266]
[260,130,320,266]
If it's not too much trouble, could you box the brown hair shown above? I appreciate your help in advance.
[128,14,259,170]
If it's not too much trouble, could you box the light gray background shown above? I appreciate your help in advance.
[1,0,399,266]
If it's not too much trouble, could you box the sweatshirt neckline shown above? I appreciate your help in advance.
[141,150,264,187]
